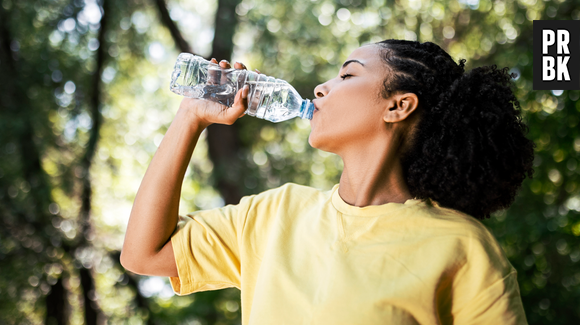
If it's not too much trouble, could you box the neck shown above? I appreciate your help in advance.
[337,134,413,207]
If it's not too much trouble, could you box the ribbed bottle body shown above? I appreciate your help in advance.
[170,53,314,123]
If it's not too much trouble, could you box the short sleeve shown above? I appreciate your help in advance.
[450,227,528,324]
[453,271,527,324]
[169,196,252,295]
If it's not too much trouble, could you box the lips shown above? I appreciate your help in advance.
[313,100,320,112]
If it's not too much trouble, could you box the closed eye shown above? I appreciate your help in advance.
[340,73,353,80]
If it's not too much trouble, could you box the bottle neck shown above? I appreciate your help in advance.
[300,99,315,120]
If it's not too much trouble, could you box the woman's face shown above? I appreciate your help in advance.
[309,44,391,154]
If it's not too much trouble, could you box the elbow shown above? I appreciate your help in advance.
[121,241,178,277]
[119,249,133,272]
[120,249,144,275]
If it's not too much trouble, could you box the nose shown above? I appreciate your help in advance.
[314,82,328,98]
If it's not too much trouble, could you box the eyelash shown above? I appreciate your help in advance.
[340,73,353,80]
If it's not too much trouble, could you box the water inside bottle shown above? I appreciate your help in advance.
[170,53,311,122]
[171,63,238,106]
[245,81,302,123]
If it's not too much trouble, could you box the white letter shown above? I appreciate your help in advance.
[557,30,570,55]
[543,57,555,81]
[557,56,570,81]
[543,30,555,54]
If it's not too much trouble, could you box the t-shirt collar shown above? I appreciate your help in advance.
[330,184,423,217]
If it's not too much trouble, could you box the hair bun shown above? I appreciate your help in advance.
[403,64,534,219]
[375,40,534,219]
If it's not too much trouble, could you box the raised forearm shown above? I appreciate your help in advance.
[120,105,208,270]
[120,59,248,275]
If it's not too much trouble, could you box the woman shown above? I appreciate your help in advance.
[121,40,534,324]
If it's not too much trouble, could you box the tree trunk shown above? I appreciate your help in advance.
[206,0,244,205]
[152,1,244,323]
[0,5,71,324]
[79,268,99,325]
[45,276,68,325]
[153,0,244,205]
[154,0,192,53]
[125,271,156,325]
[76,0,110,322]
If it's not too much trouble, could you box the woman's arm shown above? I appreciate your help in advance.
[120,60,248,276]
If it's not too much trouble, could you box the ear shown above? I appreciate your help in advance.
[383,93,419,123]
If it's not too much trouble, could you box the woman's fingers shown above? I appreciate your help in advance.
[243,84,250,98]
[208,58,220,85]
[212,58,248,70]
[234,61,247,70]
[217,60,230,84]
[225,85,248,121]
[186,58,249,125]
[237,85,249,108]
[212,58,248,71]
[209,58,249,118]
[219,60,231,69]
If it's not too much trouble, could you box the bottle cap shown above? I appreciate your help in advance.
[300,100,315,120]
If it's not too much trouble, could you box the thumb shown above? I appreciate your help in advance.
[230,86,249,117]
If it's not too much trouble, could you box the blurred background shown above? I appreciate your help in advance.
[0,0,579,324]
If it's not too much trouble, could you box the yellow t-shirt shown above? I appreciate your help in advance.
[170,183,527,324]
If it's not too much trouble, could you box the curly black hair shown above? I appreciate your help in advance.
[375,39,535,219]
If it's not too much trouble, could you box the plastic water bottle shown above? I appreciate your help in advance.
[169,53,315,123]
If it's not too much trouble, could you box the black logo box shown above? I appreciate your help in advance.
[533,20,580,90]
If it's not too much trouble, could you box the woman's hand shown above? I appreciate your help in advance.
[179,59,250,128]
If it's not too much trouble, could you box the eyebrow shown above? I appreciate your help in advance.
[342,59,365,69]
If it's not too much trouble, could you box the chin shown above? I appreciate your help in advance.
[308,132,319,149]
[308,130,324,150]
[308,131,335,154]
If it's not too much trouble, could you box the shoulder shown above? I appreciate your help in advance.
[405,201,513,271]
[409,200,500,242]
[232,183,333,221]
[236,183,333,240]
[246,182,333,205]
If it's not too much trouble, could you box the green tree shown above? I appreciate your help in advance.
[1,0,579,324]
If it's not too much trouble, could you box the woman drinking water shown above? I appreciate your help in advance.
[121,40,533,324]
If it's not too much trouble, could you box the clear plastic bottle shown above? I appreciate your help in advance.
[170,53,315,123]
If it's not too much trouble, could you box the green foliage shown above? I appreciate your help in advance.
[1,0,580,323]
